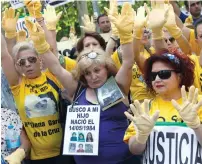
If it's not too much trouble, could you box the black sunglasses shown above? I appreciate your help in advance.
[17,56,38,66]
[164,37,175,43]
[150,70,178,81]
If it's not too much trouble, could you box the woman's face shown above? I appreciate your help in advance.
[83,36,101,50]
[151,61,181,96]
[163,31,179,51]
[79,135,83,139]
[16,49,41,79]
[84,64,108,89]
[87,133,91,138]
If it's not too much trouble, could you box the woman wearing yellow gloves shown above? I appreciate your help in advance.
[124,1,202,163]
[25,2,140,163]
[1,5,64,164]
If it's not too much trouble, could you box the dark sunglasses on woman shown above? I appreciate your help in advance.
[150,70,179,81]
[17,56,38,66]
[164,37,175,43]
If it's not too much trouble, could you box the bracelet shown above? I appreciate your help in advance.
[36,17,44,23]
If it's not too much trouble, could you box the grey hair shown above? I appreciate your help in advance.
[12,41,38,60]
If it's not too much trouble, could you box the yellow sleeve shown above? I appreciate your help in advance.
[111,51,121,70]
[197,95,202,121]
[64,56,76,72]
[189,29,201,56]
[123,122,136,144]
[190,55,202,94]
[10,84,20,97]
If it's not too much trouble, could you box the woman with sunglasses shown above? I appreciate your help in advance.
[1,34,64,164]
[124,1,202,163]
[25,3,139,163]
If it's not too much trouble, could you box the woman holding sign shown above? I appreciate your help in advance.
[25,2,139,164]
[124,1,202,163]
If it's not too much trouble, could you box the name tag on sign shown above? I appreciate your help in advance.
[63,105,100,156]
[143,122,202,164]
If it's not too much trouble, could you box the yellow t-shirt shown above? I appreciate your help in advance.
[111,49,154,101]
[64,56,76,71]
[190,55,202,94]
[189,29,201,56]
[123,96,202,143]
[11,72,63,160]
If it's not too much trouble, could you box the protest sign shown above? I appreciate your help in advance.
[10,0,24,9]
[63,105,100,156]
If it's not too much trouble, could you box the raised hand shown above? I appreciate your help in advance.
[25,17,50,54]
[2,7,19,39]
[108,2,134,44]
[24,0,42,18]
[133,4,148,39]
[104,0,119,37]
[164,3,182,39]
[43,5,62,30]
[146,0,169,40]
[124,99,159,144]
[172,86,202,129]
[80,15,96,32]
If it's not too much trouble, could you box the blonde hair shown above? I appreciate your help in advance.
[12,41,38,60]
[72,48,117,86]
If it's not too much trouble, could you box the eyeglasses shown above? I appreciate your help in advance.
[78,52,98,62]
[164,37,175,43]
[150,70,178,81]
[17,56,38,66]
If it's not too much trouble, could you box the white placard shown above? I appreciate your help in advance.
[143,125,202,164]
[63,105,100,156]
[57,40,74,57]
[46,0,74,8]
[10,0,24,9]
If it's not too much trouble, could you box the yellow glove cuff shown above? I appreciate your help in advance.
[186,117,201,129]
[136,134,149,144]
[120,33,133,44]
[5,148,25,162]
[151,29,164,40]
[46,24,56,31]
[167,26,182,39]
[35,41,50,54]
[5,32,16,39]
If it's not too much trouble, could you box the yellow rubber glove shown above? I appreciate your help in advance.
[164,4,182,39]
[104,0,119,37]
[125,100,159,144]
[133,4,148,40]
[80,15,96,32]
[43,5,63,30]
[146,0,169,40]
[171,86,202,129]
[108,2,134,44]
[5,148,25,164]
[24,0,42,18]
[2,7,19,39]
[16,30,26,42]
[25,17,50,54]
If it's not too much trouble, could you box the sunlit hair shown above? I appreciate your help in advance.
[72,48,117,86]
[144,49,195,94]
[12,41,38,60]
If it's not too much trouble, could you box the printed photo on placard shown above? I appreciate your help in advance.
[69,143,76,153]
[70,132,77,141]
[78,132,85,142]
[86,132,93,142]
[85,144,93,153]
[77,143,85,153]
